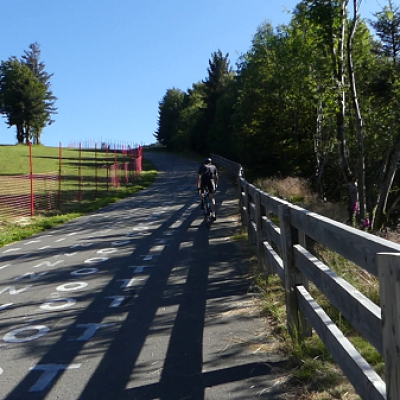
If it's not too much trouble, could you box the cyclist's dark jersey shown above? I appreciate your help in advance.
[198,164,218,193]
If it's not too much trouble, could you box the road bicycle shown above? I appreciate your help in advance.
[201,190,214,226]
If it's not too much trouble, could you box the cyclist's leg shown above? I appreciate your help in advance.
[208,181,217,220]
[209,193,215,211]
[209,180,216,211]
[199,184,206,210]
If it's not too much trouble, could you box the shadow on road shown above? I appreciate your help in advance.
[2,153,287,400]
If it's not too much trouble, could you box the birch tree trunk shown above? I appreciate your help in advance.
[334,0,353,183]
[347,0,367,223]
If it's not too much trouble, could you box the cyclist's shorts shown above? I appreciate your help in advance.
[201,179,216,194]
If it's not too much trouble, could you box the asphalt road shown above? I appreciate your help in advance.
[0,152,287,400]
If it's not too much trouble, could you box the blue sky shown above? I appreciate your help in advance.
[0,0,386,148]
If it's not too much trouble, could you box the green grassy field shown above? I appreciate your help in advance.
[0,144,157,247]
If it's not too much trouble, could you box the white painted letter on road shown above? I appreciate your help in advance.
[71,267,98,276]
[56,282,88,292]
[0,286,32,296]
[74,323,116,341]
[4,325,50,343]
[29,363,81,392]
[40,298,77,311]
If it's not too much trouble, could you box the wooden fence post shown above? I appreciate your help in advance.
[244,184,255,244]
[279,203,311,341]
[238,177,245,223]
[254,189,267,274]
[237,169,242,202]
[377,252,400,400]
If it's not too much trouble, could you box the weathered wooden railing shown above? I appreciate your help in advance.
[212,153,400,400]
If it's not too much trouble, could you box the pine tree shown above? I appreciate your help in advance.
[21,43,57,144]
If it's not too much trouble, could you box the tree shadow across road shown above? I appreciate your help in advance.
[2,153,288,399]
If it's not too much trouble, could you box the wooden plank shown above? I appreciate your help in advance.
[241,207,248,226]
[250,221,257,245]
[294,245,382,355]
[247,183,258,198]
[239,177,246,192]
[290,205,400,276]
[249,202,256,221]
[297,286,386,400]
[262,217,281,251]
[378,253,400,400]
[264,242,284,281]
[260,193,288,216]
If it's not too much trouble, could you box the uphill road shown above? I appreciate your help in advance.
[0,151,288,400]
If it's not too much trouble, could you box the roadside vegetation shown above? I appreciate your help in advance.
[0,144,157,248]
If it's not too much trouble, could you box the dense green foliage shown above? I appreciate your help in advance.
[155,0,400,231]
[0,43,56,145]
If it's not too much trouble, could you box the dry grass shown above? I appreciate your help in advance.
[256,176,350,223]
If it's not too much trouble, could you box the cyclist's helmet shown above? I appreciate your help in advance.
[204,158,212,164]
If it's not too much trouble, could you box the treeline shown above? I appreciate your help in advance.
[0,43,57,145]
[155,0,400,231]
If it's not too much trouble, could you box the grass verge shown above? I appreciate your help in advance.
[0,156,157,248]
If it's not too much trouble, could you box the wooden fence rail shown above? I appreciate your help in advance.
[211,153,400,400]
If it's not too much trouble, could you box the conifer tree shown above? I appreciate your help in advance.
[21,43,57,144]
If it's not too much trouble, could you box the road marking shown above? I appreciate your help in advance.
[0,303,13,311]
[71,268,98,276]
[111,240,131,246]
[70,242,93,248]
[56,282,88,292]
[40,298,77,310]
[14,272,48,281]
[118,278,145,288]
[54,252,77,257]
[33,260,64,269]
[4,325,50,343]
[96,248,118,254]
[0,285,32,295]
[25,240,40,245]
[106,295,126,308]
[74,323,116,341]
[84,257,108,264]
[2,248,21,254]
[129,265,153,273]
[29,363,81,392]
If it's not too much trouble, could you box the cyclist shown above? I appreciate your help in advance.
[197,157,219,220]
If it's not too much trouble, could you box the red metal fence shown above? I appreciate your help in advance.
[0,143,143,220]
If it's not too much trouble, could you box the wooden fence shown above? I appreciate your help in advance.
[212,153,400,400]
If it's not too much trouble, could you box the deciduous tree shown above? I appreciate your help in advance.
[0,58,47,144]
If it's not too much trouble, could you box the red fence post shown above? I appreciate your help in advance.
[58,142,62,209]
[114,145,119,188]
[78,143,82,201]
[106,146,109,192]
[95,143,98,198]
[29,142,34,216]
